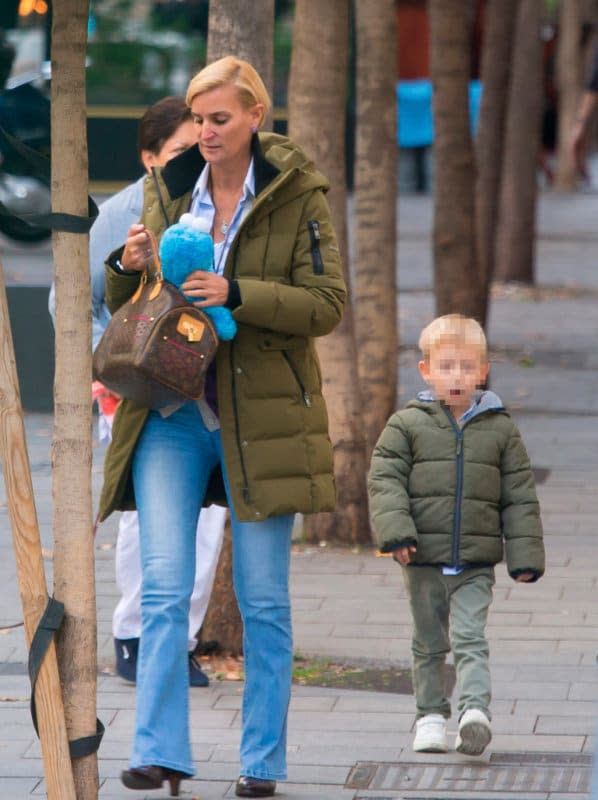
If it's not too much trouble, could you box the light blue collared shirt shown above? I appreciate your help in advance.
[188,159,256,275]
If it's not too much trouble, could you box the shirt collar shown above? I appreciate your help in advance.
[191,159,256,211]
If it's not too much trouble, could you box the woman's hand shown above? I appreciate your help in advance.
[182,270,230,307]
[120,224,154,272]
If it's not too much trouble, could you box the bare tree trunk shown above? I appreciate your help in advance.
[51,1,99,798]
[353,0,398,455]
[200,0,275,654]
[289,0,370,546]
[554,0,584,190]
[475,0,518,329]
[494,0,543,284]
[429,0,479,319]
[199,518,241,654]
[207,0,274,130]
[0,254,76,799]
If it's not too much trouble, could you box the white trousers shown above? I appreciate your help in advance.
[103,412,225,650]
[112,504,226,650]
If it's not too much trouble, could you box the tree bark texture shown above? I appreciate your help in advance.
[198,518,242,655]
[289,0,371,546]
[429,0,479,320]
[494,0,543,284]
[200,0,276,654]
[554,0,584,191]
[51,1,99,796]
[207,0,274,129]
[353,0,398,456]
[475,0,518,329]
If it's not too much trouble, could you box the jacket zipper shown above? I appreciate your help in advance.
[282,351,312,407]
[307,219,324,274]
[226,246,251,504]
[443,408,464,568]
[229,340,251,505]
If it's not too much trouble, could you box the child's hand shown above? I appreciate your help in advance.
[515,571,534,583]
[391,545,417,566]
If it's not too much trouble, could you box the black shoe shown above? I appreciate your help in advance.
[189,653,209,687]
[235,776,277,797]
[114,637,138,683]
[121,765,186,796]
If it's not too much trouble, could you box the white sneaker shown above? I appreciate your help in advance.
[455,708,492,756]
[413,713,448,753]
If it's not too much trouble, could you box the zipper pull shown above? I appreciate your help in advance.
[456,437,462,456]
[307,219,324,274]
[303,391,312,407]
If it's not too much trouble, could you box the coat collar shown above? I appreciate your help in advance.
[161,132,280,201]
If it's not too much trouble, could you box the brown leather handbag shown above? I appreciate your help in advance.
[92,231,218,409]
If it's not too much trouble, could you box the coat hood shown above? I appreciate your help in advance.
[408,389,508,423]
[160,131,329,203]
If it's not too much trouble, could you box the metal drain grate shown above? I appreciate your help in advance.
[346,753,591,796]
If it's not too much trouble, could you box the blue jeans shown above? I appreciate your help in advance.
[130,402,294,779]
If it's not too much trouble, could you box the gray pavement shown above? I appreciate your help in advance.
[1,187,598,798]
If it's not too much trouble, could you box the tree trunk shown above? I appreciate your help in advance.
[199,0,275,655]
[207,0,274,130]
[475,0,518,329]
[429,0,479,319]
[554,0,584,191]
[494,0,543,284]
[197,518,241,655]
[51,1,99,797]
[288,0,370,546]
[353,0,398,455]
[0,254,76,799]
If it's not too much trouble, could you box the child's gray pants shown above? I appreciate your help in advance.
[401,564,495,721]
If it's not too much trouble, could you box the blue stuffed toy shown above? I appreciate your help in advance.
[158,213,237,341]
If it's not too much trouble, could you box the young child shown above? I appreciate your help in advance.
[368,314,544,756]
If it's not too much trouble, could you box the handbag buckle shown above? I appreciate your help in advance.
[177,312,205,343]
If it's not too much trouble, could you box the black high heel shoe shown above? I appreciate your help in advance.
[121,766,186,796]
[235,775,277,797]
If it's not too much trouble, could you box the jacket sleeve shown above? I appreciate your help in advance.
[232,190,346,337]
[368,412,418,553]
[104,254,143,314]
[500,424,545,580]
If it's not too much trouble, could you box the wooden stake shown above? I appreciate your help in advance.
[0,255,76,800]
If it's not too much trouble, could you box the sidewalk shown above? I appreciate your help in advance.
[1,189,598,798]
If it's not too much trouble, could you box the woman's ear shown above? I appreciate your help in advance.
[249,103,265,131]
[140,149,157,174]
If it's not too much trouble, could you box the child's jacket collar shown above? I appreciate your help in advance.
[414,389,506,423]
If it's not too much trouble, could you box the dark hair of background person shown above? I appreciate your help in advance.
[136,95,192,159]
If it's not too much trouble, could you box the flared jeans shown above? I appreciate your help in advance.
[130,402,294,780]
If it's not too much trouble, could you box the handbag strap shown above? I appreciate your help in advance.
[146,229,163,280]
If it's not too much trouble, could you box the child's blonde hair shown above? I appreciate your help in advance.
[418,314,487,362]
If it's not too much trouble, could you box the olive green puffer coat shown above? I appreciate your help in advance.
[368,392,545,579]
[98,132,346,522]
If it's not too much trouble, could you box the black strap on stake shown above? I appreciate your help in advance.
[28,596,105,758]
[0,125,99,233]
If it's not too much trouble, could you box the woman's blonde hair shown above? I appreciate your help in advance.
[185,56,271,127]
[418,314,487,362]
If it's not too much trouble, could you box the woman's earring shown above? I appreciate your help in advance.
[251,126,257,134]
